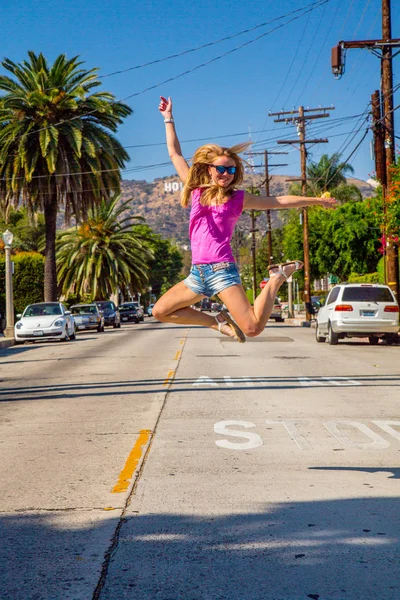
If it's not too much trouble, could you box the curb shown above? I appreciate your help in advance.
[0,337,15,349]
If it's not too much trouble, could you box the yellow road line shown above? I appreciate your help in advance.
[164,369,175,386]
[174,350,181,360]
[111,429,151,494]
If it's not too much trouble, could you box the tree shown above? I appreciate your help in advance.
[0,51,132,300]
[0,207,45,252]
[56,195,153,300]
[282,201,381,281]
[134,224,184,298]
[288,153,360,200]
[306,152,355,194]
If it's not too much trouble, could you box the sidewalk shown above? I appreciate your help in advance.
[0,335,15,349]
[284,312,315,327]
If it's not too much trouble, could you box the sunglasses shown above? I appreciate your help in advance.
[209,164,237,175]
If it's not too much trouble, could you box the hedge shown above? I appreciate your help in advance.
[0,251,44,315]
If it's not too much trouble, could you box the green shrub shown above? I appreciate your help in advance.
[348,272,380,283]
[0,251,44,315]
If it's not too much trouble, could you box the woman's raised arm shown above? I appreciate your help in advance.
[158,96,190,183]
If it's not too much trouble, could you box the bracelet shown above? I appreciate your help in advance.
[164,118,174,123]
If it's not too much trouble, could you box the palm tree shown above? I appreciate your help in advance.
[0,51,132,300]
[306,153,355,194]
[56,195,153,300]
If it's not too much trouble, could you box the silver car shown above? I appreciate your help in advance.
[15,302,76,343]
[315,283,399,345]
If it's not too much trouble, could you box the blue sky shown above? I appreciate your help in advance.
[2,0,400,183]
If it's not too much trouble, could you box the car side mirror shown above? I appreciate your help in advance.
[16,313,22,319]
[65,310,71,315]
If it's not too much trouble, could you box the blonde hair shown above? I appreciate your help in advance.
[181,142,251,208]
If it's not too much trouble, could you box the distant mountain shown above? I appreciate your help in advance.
[120,173,375,246]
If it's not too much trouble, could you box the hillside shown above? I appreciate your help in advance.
[120,173,375,246]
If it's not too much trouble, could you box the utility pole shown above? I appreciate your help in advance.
[331,0,400,298]
[371,90,388,283]
[250,210,258,303]
[269,106,332,317]
[247,150,288,265]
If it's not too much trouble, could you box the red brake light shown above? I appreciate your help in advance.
[334,304,353,312]
[384,305,399,312]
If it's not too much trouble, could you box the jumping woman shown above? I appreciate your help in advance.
[152,96,337,343]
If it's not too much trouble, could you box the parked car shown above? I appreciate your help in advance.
[131,301,144,321]
[211,302,223,312]
[315,283,399,345]
[270,298,284,322]
[15,302,76,343]
[95,301,121,328]
[70,304,104,332]
[119,303,140,323]
[146,303,155,316]
[200,298,212,311]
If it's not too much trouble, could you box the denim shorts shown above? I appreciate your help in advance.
[184,262,242,297]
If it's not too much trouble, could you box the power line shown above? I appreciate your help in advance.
[99,0,330,80]
[6,0,331,142]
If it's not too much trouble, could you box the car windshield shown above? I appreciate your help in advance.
[120,304,136,310]
[71,306,97,315]
[24,303,62,317]
[342,287,394,302]
[97,302,114,310]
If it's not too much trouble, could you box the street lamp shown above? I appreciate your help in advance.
[2,229,14,338]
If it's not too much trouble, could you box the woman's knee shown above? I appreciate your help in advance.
[152,302,167,321]
[241,322,263,338]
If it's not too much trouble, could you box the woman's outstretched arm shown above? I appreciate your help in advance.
[243,192,337,210]
[159,96,190,183]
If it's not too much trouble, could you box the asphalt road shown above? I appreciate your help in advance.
[0,319,399,600]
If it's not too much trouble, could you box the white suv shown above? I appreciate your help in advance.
[315,283,399,345]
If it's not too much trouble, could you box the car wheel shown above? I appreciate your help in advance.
[315,322,326,343]
[328,322,339,345]
[385,334,398,345]
[368,336,379,345]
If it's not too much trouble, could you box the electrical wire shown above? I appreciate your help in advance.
[99,0,330,80]
[6,0,331,142]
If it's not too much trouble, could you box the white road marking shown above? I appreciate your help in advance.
[298,376,361,387]
[214,421,263,450]
[372,420,400,442]
[324,420,390,449]
[214,420,400,450]
[193,376,219,387]
[265,420,312,450]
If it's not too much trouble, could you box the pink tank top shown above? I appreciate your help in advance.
[189,188,244,264]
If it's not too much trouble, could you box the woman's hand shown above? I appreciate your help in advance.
[159,96,173,120]
[318,196,338,209]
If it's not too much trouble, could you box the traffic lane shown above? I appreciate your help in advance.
[101,324,400,600]
[0,322,186,600]
[0,321,185,510]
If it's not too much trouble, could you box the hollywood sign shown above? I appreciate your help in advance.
[164,181,183,192]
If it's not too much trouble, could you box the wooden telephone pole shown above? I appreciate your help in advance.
[269,106,333,315]
[247,150,288,265]
[332,0,400,298]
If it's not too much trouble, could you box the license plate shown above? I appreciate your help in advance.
[362,311,375,317]
[33,330,44,336]
[78,325,86,330]
[122,317,128,321]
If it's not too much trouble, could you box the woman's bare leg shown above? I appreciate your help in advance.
[152,281,220,329]
[218,264,299,337]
